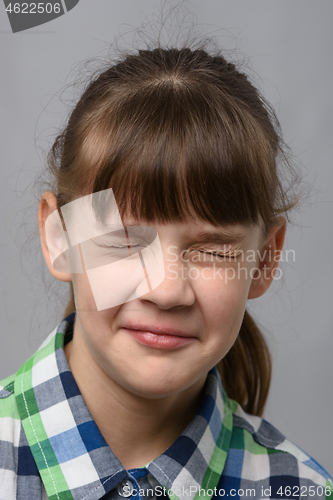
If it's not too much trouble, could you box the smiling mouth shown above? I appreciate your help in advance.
[121,323,196,349]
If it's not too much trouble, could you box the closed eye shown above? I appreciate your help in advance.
[199,250,230,258]
[92,226,157,249]
[93,238,144,249]
[197,249,240,259]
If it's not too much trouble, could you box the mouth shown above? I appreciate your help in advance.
[121,323,196,349]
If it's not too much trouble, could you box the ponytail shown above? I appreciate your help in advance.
[217,310,271,417]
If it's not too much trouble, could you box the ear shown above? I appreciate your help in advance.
[38,192,72,283]
[248,217,287,299]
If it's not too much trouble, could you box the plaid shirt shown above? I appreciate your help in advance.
[0,314,332,500]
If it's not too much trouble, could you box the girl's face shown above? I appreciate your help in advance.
[68,214,270,399]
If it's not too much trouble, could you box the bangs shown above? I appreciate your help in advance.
[87,81,278,228]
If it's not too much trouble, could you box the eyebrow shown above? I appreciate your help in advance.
[188,230,247,246]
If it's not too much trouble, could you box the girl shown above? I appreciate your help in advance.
[0,45,332,500]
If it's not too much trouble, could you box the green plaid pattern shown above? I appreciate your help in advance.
[0,314,332,500]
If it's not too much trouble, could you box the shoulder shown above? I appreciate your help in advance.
[0,372,20,427]
[222,401,333,496]
[0,373,42,500]
[0,374,21,499]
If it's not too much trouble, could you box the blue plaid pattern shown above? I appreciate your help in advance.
[0,313,332,500]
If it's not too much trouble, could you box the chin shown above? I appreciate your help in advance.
[126,375,185,399]
[117,364,205,400]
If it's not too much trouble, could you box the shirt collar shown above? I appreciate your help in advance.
[14,314,234,500]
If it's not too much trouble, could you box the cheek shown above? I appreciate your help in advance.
[195,263,251,309]
[72,272,96,311]
[72,273,122,351]
[193,265,252,344]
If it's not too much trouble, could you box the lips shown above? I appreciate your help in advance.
[121,323,196,349]
[122,323,193,337]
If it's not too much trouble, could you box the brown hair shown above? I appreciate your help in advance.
[48,46,299,416]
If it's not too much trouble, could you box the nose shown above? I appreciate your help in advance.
[139,246,195,310]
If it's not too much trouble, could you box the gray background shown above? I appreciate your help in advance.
[0,0,332,475]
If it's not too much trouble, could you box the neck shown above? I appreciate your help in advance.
[64,326,206,470]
